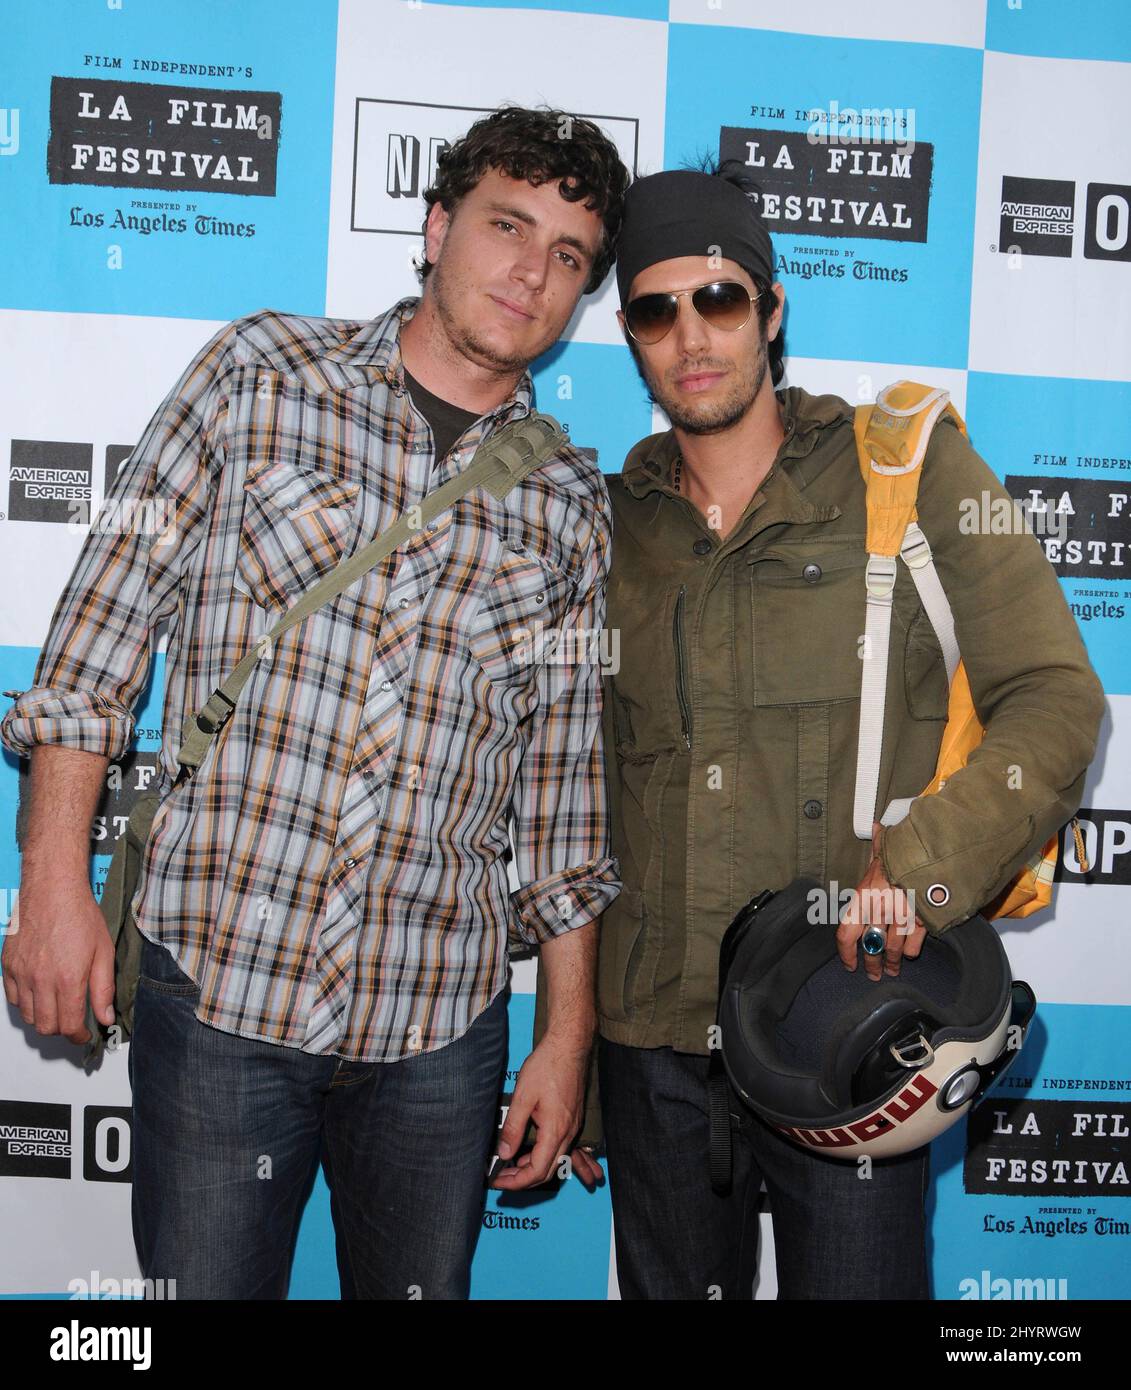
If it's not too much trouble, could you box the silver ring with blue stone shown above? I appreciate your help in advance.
[862,925,887,956]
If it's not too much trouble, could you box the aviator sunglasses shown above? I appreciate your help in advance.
[624,280,756,345]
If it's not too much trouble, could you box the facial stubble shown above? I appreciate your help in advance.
[638,324,770,435]
[429,252,558,376]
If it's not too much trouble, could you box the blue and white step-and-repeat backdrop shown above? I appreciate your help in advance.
[1,0,1129,1301]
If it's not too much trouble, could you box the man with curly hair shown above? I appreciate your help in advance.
[0,105,628,1299]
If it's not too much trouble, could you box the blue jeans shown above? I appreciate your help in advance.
[598,1038,930,1300]
[128,935,508,1299]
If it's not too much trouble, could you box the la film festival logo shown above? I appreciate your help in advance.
[719,103,934,247]
[47,76,281,195]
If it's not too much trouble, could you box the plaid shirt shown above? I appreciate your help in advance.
[1,297,620,1060]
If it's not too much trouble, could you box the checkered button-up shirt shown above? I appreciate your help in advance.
[1,296,621,1060]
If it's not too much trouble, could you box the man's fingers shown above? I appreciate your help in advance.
[493,1118,568,1191]
[835,898,860,971]
[56,988,86,1040]
[497,1092,534,1160]
[88,936,116,1028]
[571,1149,604,1189]
[883,926,908,976]
[883,901,924,975]
[15,977,37,1029]
[863,933,885,980]
[492,1151,534,1182]
[30,982,59,1035]
[513,1123,560,1187]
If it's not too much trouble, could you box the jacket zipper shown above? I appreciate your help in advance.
[673,584,692,748]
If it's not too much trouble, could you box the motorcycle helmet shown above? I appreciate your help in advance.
[717,877,1035,1159]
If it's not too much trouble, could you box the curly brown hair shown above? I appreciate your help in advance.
[419,104,630,296]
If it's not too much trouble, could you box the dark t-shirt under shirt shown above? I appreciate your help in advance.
[402,367,481,463]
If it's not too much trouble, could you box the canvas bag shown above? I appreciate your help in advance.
[851,381,1087,920]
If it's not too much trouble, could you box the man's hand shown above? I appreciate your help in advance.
[2,885,115,1044]
[567,1146,605,1191]
[836,821,927,982]
[491,1032,588,1191]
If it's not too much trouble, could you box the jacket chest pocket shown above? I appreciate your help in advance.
[467,539,574,685]
[748,542,868,706]
[235,459,361,615]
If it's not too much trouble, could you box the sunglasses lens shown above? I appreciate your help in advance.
[692,281,753,331]
[626,293,677,344]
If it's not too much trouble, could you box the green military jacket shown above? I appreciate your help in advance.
[594,384,1104,1062]
[533,386,1105,1145]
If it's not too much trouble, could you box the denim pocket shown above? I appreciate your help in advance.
[138,936,201,997]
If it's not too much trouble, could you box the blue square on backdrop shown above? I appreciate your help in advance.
[966,371,1131,697]
[530,339,654,480]
[985,0,1131,64]
[471,991,612,1300]
[930,1003,1131,1301]
[0,0,338,320]
[664,24,983,370]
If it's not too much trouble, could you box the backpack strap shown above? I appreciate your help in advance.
[852,382,967,839]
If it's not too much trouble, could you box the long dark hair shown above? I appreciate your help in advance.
[419,105,630,295]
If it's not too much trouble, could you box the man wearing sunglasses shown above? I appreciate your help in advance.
[576,161,1103,1298]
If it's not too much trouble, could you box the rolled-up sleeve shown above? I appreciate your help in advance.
[0,322,237,762]
[508,481,622,946]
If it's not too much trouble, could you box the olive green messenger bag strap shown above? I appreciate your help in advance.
[83,411,568,1068]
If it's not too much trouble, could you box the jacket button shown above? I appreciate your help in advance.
[803,799,823,819]
[693,538,712,556]
[802,563,822,583]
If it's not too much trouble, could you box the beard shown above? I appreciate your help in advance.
[636,328,769,435]
[428,256,549,374]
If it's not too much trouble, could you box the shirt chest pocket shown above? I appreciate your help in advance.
[235,459,361,614]
[748,542,868,706]
[467,539,574,685]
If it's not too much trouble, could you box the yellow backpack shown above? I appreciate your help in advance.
[852,381,1086,918]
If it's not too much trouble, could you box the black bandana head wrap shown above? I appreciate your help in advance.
[615,169,775,307]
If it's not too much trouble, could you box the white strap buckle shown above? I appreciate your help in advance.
[899,525,933,570]
[865,554,897,599]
